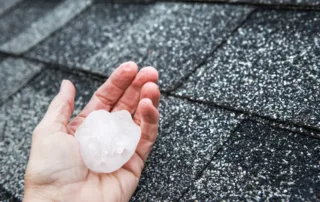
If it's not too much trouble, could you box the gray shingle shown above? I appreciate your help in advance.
[0,54,5,62]
[0,0,92,54]
[84,3,253,91]
[176,10,320,130]
[0,58,42,103]
[227,0,320,7]
[1,1,319,201]
[27,3,253,91]
[0,0,23,16]
[183,120,320,201]
[0,0,63,46]
[0,186,19,202]
[0,68,102,199]
[131,96,241,201]
[26,3,150,69]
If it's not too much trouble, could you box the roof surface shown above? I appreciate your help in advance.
[0,0,319,201]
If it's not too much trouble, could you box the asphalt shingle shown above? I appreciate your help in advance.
[0,186,19,202]
[0,1,319,201]
[0,58,42,104]
[0,0,23,16]
[131,96,241,201]
[183,120,320,201]
[176,10,320,130]
[0,0,92,54]
[0,54,5,62]
[227,0,320,7]
[0,68,102,199]
[0,0,63,46]
[26,3,149,70]
[27,3,253,90]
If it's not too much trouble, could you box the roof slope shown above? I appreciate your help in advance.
[0,1,319,201]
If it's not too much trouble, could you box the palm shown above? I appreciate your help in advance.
[24,62,160,202]
[36,133,140,202]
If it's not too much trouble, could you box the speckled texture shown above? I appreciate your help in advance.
[176,10,320,129]
[0,0,23,16]
[110,0,155,2]
[0,0,92,54]
[0,0,63,46]
[0,1,320,201]
[0,186,19,202]
[0,54,5,62]
[227,0,320,7]
[0,68,102,199]
[183,120,320,201]
[26,4,150,69]
[85,3,253,91]
[131,96,241,201]
[247,113,320,139]
[27,3,253,90]
[0,58,42,103]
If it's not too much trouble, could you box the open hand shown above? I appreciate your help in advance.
[23,62,160,202]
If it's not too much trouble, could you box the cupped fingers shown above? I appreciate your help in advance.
[111,66,158,114]
[67,62,138,134]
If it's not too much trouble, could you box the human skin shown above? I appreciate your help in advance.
[23,62,160,202]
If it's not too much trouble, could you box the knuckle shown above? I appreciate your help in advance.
[94,91,114,106]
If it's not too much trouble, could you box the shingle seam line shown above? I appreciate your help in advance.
[177,119,245,201]
[168,7,257,92]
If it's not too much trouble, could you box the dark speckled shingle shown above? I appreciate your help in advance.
[0,0,63,45]
[176,10,320,130]
[0,186,19,202]
[84,3,253,91]
[1,1,319,201]
[0,54,5,62]
[0,58,42,103]
[0,0,92,54]
[27,3,253,91]
[26,3,150,69]
[0,68,103,200]
[183,120,320,201]
[0,0,23,16]
[227,0,320,7]
[131,96,241,201]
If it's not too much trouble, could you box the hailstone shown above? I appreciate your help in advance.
[75,110,141,173]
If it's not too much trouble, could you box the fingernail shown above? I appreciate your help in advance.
[142,98,153,105]
[60,80,67,93]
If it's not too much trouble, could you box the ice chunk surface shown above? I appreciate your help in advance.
[75,110,141,173]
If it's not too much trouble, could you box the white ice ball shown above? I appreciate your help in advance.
[75,110,141,173]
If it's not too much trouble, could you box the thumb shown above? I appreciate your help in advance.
[36,80,76,134]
